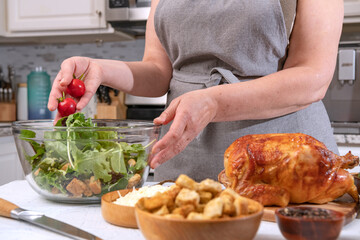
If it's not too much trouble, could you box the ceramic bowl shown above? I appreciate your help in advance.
[275,206,345,240]
[134,200,264,240]
[12,119,160,203]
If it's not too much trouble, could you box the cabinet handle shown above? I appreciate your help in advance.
[96,10,102,17]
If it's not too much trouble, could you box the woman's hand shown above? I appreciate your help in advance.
[149,89,218,168]
[47,57,103,122]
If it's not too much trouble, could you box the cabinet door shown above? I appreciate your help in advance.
[7,0,106,32]
[0,136,24,185]
[344,0,360,23]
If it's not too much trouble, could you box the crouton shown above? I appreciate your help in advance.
[172,204,195,218]
[234,196,249,216]
[199,179,223,195]
[51,187,60,194]
[220,194,236,216]
[204,197,223,219]
[127,174,141,188]
[34,168,41,176]
[143,192,174,211]
[163,214,184,219]
[88,176,101,194]
[152,205,169,216]
[175,174,200,190]
[187,212,210,220]
[128,158,136,167]
[175,188,200,207]
[198,191,212,204]
[61,163,70,171]
[66,178,87,197]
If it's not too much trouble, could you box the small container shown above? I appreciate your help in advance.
[275,206,345,240]
[17,83,28,120]
[27,66,51,120]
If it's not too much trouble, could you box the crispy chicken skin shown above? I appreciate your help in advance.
[218,133,359,207]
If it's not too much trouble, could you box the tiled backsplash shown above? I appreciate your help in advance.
[0,39,146,119]
[0,39,146,85]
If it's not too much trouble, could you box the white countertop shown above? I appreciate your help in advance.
[0,180,359,240]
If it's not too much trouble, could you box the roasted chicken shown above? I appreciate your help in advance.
[218,133,359,207]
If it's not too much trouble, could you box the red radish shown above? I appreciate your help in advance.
[57,92,76,117]
[67,76,85,98]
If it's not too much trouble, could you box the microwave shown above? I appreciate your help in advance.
[105,0,151,36]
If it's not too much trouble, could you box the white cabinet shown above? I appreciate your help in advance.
[0,0,133,42]
[344,0,360,23]
[7,0,106,33]
[0,136,24,186]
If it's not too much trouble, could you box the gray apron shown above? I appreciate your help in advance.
[153,0,338,182]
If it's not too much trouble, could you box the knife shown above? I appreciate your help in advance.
[0,198,102,240]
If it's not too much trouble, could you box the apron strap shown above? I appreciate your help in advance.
[208,67,240,87]
[279,0,297,41]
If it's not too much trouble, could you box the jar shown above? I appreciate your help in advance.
[17,83,28,120]
[27,66,51,120]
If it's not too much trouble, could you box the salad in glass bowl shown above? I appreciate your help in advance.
[12,113,161,203]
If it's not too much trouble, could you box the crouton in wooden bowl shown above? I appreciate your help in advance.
[134,175,264,240]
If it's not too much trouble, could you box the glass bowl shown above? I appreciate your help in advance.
[275,206,345,240]
[12,118,161,203]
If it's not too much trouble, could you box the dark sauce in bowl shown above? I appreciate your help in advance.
[275,207,345,240]
[278,207,332,219]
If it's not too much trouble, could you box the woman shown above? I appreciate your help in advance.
[48,0,343,181]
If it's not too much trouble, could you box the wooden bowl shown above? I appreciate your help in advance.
[101,189,138,228]
[135,202,264,240]
[275,206,345,240]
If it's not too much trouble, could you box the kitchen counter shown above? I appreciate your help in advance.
[0,181,359,240]
[0,123,12,137]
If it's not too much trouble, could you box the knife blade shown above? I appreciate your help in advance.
[0,198,102,240]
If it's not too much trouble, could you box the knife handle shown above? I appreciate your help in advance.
[0,198,19,218]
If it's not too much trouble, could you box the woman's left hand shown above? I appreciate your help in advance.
[149,89,218,168]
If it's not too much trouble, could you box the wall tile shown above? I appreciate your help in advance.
[0,39,145,85]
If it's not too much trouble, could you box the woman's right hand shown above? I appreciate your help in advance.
[47,57,103,122]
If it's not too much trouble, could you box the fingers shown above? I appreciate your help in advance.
[153,100,178,125]
[48,72,66,111]
[53,112,62,126]
[59,57,89,87]
[76,73,100,110]
[152,101,184,153]
[59,58,76,87]
[149,90,218,169]
[150,109,195,168]
[149,127,194,169]
[48,57,95,113]
[76,89,95,110]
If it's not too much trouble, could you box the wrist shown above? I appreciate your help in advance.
[202,88,220,123]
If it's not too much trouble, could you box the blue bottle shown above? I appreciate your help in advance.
[27,66,51,120]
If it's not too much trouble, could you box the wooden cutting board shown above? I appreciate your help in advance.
[262,195,358,225]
